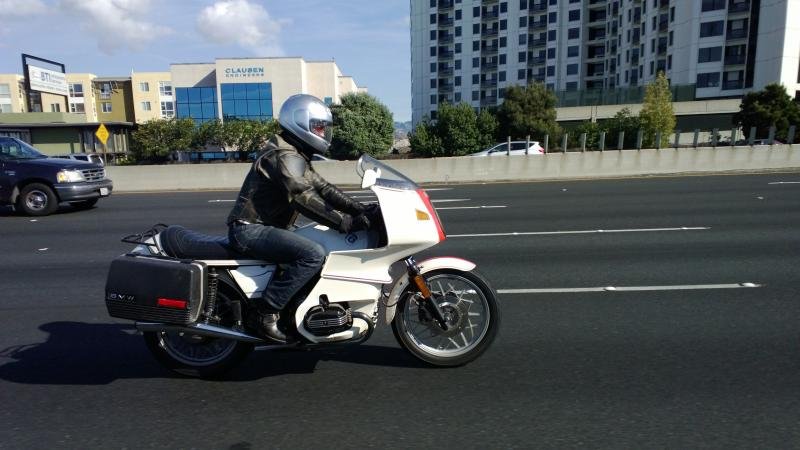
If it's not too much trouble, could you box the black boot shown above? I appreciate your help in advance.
[246,309,287,343]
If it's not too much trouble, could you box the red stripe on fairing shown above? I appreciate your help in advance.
[157,298,188,309]
[417,189,446,242]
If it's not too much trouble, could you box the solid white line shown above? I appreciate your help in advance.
[343,188,453,194]
[436,205,507,210]
[768,181,800,185]
[499,283,761,294]
[449,226,710,238]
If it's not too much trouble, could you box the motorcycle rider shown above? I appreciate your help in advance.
[226,94,375,343]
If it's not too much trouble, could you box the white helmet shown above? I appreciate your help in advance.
[278,94,333,155]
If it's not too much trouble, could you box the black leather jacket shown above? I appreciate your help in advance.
[226,135,364,230]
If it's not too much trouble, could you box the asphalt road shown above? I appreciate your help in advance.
[2,172,800,449]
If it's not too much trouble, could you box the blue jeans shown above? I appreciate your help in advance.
[228,223,326,310]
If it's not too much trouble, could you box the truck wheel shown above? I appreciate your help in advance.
[17,183,58,216]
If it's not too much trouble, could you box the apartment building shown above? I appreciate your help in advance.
[66,74,98,121]
[93,77,136,123]
[411,0,800,124]
[170,57,365,124]
[0,74,26,113]
[131,72,174,123]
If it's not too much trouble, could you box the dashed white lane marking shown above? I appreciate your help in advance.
[768,181,800,185]
[499,283,761,294]
[431,198,470,203]
[437,205,507,210]
[344,188,453,194]
[208,199,235,203]
[449,226,710,238]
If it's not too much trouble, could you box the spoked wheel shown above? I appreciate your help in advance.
[392,269,500,367]
[142,291,253,378]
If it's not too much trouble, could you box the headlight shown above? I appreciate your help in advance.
[56,169,85,183]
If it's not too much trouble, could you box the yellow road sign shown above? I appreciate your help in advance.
[95,123,109,146]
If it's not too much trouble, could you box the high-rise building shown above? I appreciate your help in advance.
[411,0,800,124]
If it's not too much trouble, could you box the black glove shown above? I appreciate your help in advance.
[363,203,381,223]
[339,213,370,233]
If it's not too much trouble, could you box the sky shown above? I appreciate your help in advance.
[0,0,413,122]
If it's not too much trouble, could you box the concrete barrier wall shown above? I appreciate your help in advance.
[106,144,800,192]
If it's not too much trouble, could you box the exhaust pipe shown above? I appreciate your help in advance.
[136,322,265,344]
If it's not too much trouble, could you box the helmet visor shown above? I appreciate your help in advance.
[309,119,332,144]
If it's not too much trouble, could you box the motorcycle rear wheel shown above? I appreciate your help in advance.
[142,290,253,378]
[392,269,500,367]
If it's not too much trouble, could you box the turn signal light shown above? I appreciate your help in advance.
[416,209,430,220]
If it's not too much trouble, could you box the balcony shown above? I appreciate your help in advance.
[658,20,669,32]
[722,80,743,90]
[529,19,547,30]
[528,56,546,65]
[480,96,498,106]
[657,44,667,55]
[482,0,498,3]
[438,34,454,44]
[631,51,640,63]
[530,2,547,12]
[437,0,454,10]
[632,33,641,45]
[481,28,499,37]
[529,37,547,47]
[727,29,747,40]
[480,79,498,88]
[438,66,454,76]
[659,0,669,9]
[481,62,498,71]
[482,44,498,53]
[588,13,607,24]
[439,49,454,59]
[587,53,606,61]
[438,83,454,93]
[587,33,606,43]
[438,17,454,27]
[728,0,750,13]
[588,0,607,8]
[482,10,499,20]
[724,54,746,65]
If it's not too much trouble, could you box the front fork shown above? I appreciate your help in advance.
[405,257,450,331]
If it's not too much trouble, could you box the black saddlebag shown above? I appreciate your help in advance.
[105,254,206,324]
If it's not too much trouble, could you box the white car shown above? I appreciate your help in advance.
[469,141,545,156]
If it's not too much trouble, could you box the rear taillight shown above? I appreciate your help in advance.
[157,298,188,309]
[416,189,446,242]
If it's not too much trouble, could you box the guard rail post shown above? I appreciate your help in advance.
[599,131,606,151]
[788,125,796,144]
[693,129,700,148]
[580,133,586,152]
[561,133,568,153]
[768,126,776,145]
[617,131,625,150]
[506,136,511,155]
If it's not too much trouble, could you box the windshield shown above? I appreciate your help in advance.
[356,154,418,190]
[0,137,46,160]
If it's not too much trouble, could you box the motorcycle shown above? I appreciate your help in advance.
[105,155,500,377]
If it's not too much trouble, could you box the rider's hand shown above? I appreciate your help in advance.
[339,213,371,233]
[363,204,381,223]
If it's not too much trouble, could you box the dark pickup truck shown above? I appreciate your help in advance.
[0,136,113,216]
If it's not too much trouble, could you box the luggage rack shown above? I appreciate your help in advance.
[121,223,169,251]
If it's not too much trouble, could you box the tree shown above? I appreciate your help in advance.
[131,118,195,162]
[330,92,394,159]
[570,121,603,150]
[734,83,800,141]
[639,72,676,147]
[408,116,442,157]
[600,108,642,149]
[219,119,279,160]
[475,109,498,150]
[495,83,561,141]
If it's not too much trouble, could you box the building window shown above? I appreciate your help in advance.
[176,86,219,123]
[568,28,579,39]
[547,66,555,76]
[99,83,112,99]
[101,102,112,113]
[696,72,720,88]
[518,69,526,79]
[68,83,83,98]
[519,34,527,45]
[218,83,273,122]
[472,74,480,84]
[472,91,479,101]
[68,102,85,113]
[548,12,556,23]
[430,95,436,105]
[50,103,61,112]
[568,9,580,21]
[699,21,724,38]
[519,51,527,62]
[159,81,172,97]
[698,46,722,63]
[141,101,152,111]
[566,64,578,75]
[160,101,174,118]
[547,47,556,59]
[455,59,462,70]
[548,30,556,41]
[430,79,437,89]
[139,82,150,92]
[567,45,579,57]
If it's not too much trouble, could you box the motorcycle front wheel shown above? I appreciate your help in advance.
[142,291,253,378]
[392,269,500,367]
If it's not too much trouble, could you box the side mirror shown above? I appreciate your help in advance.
[361,167,381,189]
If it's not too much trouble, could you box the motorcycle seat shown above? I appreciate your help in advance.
[160,225,249,260]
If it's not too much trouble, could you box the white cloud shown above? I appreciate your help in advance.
[197,0,283,56]
[60,0,172,55]
[0,0,48,15]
